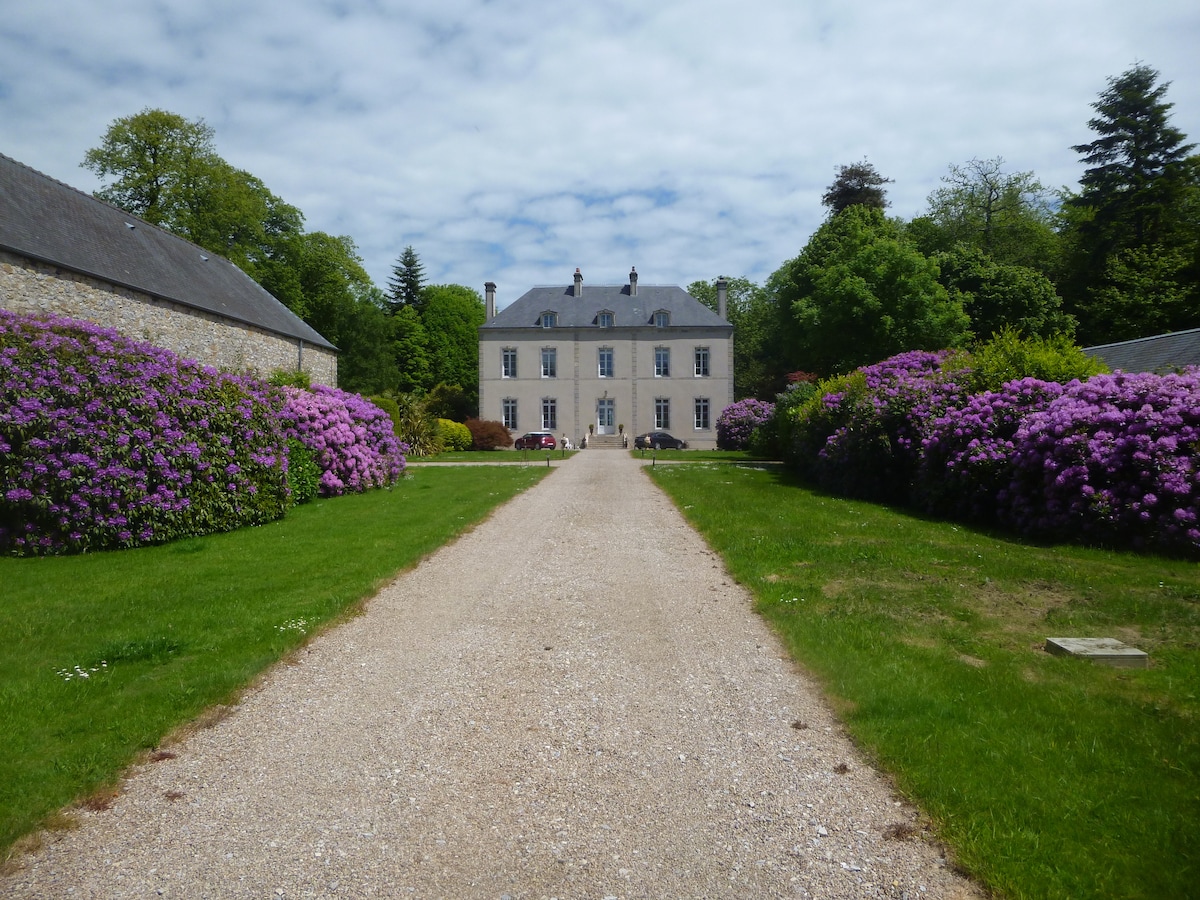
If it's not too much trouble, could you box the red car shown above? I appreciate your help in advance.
[514,431,556,450]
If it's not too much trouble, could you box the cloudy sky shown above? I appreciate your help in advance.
[3,1,1197,309]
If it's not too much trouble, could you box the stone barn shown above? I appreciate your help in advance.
[0,152,337,383]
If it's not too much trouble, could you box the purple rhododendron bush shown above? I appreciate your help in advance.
[784,350,973,503]
[1,311,407,556]
[0,311,290,555]
[782,348,1200,557]
[916,377,1066,522]
[277,385,406,496]
[1000,371,1200,555]
[716,398,775,450]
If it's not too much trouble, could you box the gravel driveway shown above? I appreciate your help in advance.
[4,451,984,899]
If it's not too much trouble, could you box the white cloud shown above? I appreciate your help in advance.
[2,0,1197,308]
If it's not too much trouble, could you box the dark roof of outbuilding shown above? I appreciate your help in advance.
[482,283,730,330]
[0,152,335,350]
[1083,328,1200,374]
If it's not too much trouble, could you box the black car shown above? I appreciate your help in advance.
[634,431,687,450]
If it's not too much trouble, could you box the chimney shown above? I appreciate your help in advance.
[485,281,496,319]
[629,266,638,296]
[716,276,728,320]
[573,267,583,298]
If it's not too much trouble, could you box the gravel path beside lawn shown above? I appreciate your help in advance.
[3,451,983,899]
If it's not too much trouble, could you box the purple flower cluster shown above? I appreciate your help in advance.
[917,378,1066,521]
[0,311,290,555]
[786,345,1200,556]
[278,385,406,496]
[999,371,1200,554]
[716,399,776,450]
[792,350,972,502]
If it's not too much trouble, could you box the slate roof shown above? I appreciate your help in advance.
[1083,328,1200,374]
[483,283,730,330]
[0,152,336,350]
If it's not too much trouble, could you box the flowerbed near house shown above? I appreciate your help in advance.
[278,385,406,495]
[715,398,775,450]
[777,339,1200,557]
[0,311,405,557]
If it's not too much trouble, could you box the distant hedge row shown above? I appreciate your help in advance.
[0,311,405,556]
[776,339,1199,557]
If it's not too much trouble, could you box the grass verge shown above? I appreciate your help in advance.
[648,462,1199,900]
[0,465,547,856]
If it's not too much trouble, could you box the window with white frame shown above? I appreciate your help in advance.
[541,398,557,431]
[654,346,670,377]
[694,346,710,377]
[598,346,613,378]
[502,398,517,430]
[541,347,557,378]
[539,311,558,328]
[502,347,517,378]
[653,310,670,327]
[694,397,710,430]
[597,311,614,328]
[655,397,670,429]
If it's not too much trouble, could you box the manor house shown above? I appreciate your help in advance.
[479,268,734,449]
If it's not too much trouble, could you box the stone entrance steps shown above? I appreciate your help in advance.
[586,433,628,450]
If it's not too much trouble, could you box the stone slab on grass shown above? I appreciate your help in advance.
[1045,637,1149,668]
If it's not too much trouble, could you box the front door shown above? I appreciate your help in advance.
[596,398,615,435]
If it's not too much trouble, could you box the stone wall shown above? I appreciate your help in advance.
[0,250,337,385]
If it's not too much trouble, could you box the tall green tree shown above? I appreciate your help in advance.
[821,160,892,215]
[916,157,1059,274]
[1060,65,1199,342]
[688,277,782,399]
[82,108,218,230]
[391,304,432,394]
[82,108,306,271]
[387,245,426,314]
[421,284,486,414]
[769,205,970,376]
[936,245,1074,340]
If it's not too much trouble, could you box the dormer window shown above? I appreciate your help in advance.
[597,311,614,328]
[539,311,558,328]
[653,310,670,327]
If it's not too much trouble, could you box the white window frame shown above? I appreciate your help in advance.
[598,346,614,378]
[694,397,711,430]
[541,397,557,431]
[597,311,614,328]
[502,398,517,430]
[694,346,710,377]
[502,347,517,379]
[653,310,670,327]
[539,310,558,328]
[654,346,670,378]
[541,347,557,378]
[655,397,670,430]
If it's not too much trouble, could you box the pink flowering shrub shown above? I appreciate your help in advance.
[0,311,290,555]
[999,371,1200,555]
[716,399,775,450]
[277,385,406,496]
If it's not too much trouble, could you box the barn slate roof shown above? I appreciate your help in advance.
[0,152,335,350]
[1083,327,1200,374]
[483,282,730,330]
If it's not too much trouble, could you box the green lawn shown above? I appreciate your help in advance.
[649,462,1199,900]
[0,465,547,856]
